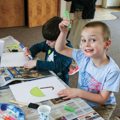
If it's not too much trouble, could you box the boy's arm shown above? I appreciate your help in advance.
[36,53,72,73]
[77,90,111,105]
[30,41,48,58]
[58,88,111,105]
[55,21,73,58]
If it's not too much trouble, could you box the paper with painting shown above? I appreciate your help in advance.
[10,76,66,104]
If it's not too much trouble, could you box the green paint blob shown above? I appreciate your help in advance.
[64,105,75,112]
[30,87,45,97]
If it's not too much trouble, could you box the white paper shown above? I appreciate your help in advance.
[10,76,66,103]
[0,52,28,67]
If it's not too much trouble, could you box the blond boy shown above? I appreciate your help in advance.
[55,21,120,119]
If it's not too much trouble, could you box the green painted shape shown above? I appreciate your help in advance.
[30,87,45,97]
[48,49,51,55]
[64,105,75,112]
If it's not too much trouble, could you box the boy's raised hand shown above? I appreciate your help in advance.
[59,20,70,34]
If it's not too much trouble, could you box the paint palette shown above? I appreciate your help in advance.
[0,103,25,120]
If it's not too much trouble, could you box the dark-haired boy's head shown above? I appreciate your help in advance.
[42,16,63,41]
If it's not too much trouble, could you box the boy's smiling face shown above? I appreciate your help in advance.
[80,26,111,58]
[46,40,56,48]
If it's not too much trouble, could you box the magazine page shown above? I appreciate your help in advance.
[0,67,52,87]
[22,98,104,120]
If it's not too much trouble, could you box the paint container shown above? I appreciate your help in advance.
[37,105,51,120]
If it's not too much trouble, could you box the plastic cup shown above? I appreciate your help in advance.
[37,105,51,120]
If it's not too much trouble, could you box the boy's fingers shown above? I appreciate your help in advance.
[61,20,71,29]
[24,48,30,55]
[58,95,70,100]
[62,21,69,26]
[58,94,68,99]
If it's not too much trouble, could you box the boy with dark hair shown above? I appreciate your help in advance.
[24,16,72,85]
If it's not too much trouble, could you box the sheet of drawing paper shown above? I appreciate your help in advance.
[0,52,28,67]
[10,76,66,103]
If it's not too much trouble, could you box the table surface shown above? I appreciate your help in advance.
[0,88,104,120]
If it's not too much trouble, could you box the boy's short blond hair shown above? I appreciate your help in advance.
[82,21,111,41]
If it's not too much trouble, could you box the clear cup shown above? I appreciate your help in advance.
[37,105,51,120]
[0,40,4,61]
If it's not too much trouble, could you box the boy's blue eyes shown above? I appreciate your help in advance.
[81,39,86,42]
[92,39,96,42]
[81,39,96,43]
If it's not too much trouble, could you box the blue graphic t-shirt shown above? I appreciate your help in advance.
[72,49,120,107]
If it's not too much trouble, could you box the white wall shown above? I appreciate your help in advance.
[107,0,120,6]
[96,0,102,5]
[96,0,120,7]
[102,0,120,8]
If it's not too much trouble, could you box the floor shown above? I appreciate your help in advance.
[94,7,120,20]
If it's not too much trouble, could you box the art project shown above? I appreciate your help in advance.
[10,76,66,103]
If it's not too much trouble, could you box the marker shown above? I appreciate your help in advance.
[19,43,33,60]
